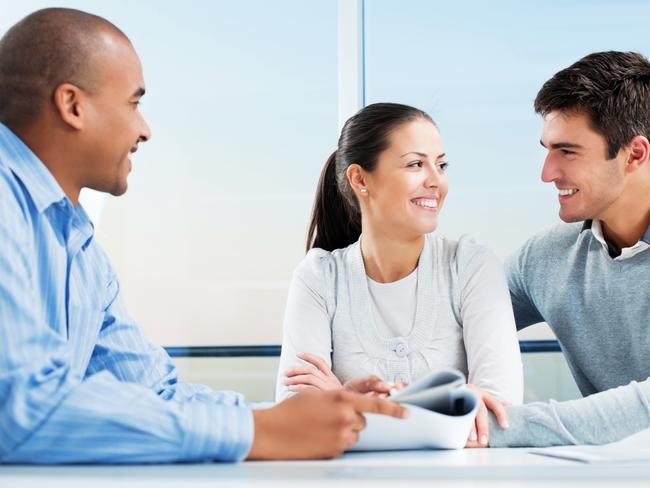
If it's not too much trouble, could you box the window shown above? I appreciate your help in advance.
[2,1,338,346]
[364,0,650,258]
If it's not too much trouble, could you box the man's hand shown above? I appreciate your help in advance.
[464,384,509,448]
[247,390,409,460]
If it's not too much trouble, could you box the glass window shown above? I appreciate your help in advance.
[364,0,650,257]
[2,1,338,346]
[364,0,650,340]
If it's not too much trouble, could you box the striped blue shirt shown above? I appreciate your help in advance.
[0,122,253,464]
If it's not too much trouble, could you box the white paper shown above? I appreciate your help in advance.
[348,369,480,451]
[531,427,650,464]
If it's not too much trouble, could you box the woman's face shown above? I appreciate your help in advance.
[357,118,448,239]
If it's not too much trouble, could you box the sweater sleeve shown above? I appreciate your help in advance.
[505,240,546,331]
[275,249,334,403]
[489,378,650,447]
[456,236,524,405]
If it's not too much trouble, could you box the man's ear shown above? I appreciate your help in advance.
[625,135,650,174]
[52,83,85,130]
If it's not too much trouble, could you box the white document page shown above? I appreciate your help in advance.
[531,428,650,464]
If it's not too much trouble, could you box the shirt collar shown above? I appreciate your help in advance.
[581,219,650,258]
[0,122,68,214]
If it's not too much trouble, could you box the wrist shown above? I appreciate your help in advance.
[247,408,275,460]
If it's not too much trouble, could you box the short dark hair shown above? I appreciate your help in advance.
[0,8,129,129]
[534,51,650,159]
[306,102,434,252]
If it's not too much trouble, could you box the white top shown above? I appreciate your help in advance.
[367,269,417,338]
[276,234,523,404]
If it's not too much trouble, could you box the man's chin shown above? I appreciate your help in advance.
[558,207,590,224]
[109,181,128,197]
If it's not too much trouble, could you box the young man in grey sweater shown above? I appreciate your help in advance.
[487,51,650,447]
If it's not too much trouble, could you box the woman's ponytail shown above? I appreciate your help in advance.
[306,150,361,252]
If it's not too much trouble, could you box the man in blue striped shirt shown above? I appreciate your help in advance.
[0,8,406,464]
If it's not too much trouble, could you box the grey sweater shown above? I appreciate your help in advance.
[489,221,650,447]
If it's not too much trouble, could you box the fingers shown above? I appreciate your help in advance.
[465,384,510,432]
[465,418,482,448]
[468,423,478,443]
[284,373,327,390]
[483,394,510,429]
[284,366,318,377]
[475,401,489,446]
[345,430,360,450]
[343,391,409,419]
[463,386,511,448]
[355,411,367,432]
[343,407,370,451]
[345,375,392,395]
[297,353,331,376]
[286,360,344,391]
[288,384,318,393]
[365,376,392,394]
[465,437,482,448]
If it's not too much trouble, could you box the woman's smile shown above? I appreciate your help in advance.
[411,196,439,211]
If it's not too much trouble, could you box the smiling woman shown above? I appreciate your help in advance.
[276,102,524,447]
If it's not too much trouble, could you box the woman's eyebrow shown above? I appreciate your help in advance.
[400,151,428,158]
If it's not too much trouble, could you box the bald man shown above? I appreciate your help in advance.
[0,8,406,464]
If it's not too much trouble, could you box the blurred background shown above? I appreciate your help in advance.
[3,0,648,402]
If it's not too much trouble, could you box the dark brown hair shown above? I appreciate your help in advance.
[534,51,650,159]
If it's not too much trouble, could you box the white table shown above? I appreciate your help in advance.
[2,448,649,487]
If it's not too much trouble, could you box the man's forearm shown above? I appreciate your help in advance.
[0,370,254,463]
[489,379,650,447]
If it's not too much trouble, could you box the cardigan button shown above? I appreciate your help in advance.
[394,341,409,358]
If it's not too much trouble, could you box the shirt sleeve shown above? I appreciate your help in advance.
[505,241,545,330]
[275,250,334,403]
[457,237,524,405]
[86,271,247,407]
[489,378,650,447]
[0,214,253,464]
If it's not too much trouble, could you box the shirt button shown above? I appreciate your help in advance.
[394,341,409,358]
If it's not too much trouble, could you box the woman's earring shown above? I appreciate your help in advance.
[360,187,368,193]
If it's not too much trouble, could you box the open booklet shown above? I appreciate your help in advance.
[348,369,479,451]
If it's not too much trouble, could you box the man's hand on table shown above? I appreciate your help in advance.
[247,390,409,460]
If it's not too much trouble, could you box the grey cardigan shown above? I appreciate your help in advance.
[276,233,523,403]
